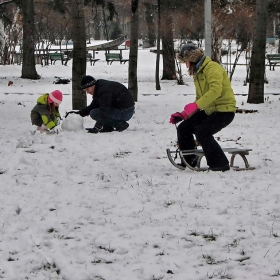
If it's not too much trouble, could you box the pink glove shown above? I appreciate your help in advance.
[182,102,199,118]
[169,112,184,124]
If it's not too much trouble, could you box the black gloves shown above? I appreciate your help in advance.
[65,111,81,118]
[86,125,102,134]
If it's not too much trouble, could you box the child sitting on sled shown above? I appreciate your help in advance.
[30,90,63,133]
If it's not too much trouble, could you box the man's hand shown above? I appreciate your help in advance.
[65,111,81,118]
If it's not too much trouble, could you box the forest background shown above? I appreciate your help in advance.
[0,0,280,104]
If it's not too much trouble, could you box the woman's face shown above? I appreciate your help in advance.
[185,61,190,68]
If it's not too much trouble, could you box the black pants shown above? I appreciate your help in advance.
[177,111,235,168]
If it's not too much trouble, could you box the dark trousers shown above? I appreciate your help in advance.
[90,106,135,126]
[177,111,235,168]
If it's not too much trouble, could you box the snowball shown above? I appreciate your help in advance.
[61,114,84,131]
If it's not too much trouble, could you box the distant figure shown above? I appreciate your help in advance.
[170,42,236,171]
[31,90,63,133]
[68,75,135,133]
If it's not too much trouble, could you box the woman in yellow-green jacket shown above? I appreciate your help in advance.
[31,90,63,133]
[170,42,236,171]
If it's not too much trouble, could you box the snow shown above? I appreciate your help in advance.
[1,45,280,280]
[61,114,84,132]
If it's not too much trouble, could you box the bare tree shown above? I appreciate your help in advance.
[155,0,161,90]
[128,0,139,102]
[247,0,269,104]
[71,0,87,109]
[160,0,175,80]
[20,0,39,79]
[144,2,156,47]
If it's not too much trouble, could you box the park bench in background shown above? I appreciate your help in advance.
[49,52,70,65]
[266,54,280,71]
[86,52,100,66]
[105,51,129,65]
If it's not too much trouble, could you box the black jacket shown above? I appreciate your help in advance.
[79,79,134,127]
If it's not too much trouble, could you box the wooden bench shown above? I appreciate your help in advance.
[49,53,70,65]
[86,53,100,66]
[105,53,129,65]
[166,148,255,171]
[266,54,280,70]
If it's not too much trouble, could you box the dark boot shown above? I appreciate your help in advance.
[100,125,114,133]
[209,165,230,172]
[113,121,129,132]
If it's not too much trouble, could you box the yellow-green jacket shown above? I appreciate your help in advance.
[30,94,60,129]
[194,56,236,114]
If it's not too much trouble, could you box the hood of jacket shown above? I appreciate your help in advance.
[37,93,49,105]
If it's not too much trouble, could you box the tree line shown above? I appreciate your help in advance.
[0,0,280,105]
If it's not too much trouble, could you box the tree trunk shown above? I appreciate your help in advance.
[71,0,87,110]
[247,0,269,104]
[21,0,39,79]
[155,0,161,90]
[94,12,101,40]
[161,0,175,80]
[102,7,109,40]
[144,2,156,47]
[128,0,139,102]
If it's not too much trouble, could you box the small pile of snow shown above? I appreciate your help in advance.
[61,114,84,131]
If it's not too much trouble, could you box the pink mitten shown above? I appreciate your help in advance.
[170,112,184,124]
[182,102,199,118]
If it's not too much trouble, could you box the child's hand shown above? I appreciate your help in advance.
[47,128,57,134]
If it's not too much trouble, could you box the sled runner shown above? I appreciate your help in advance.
[166,148,255,171]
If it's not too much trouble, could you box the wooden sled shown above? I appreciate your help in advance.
[166,148,255,171]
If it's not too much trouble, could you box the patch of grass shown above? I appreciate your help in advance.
[43,262,60,275]
[271,230,279,238]
[91,258,113,264]
[240,249,246,255]
[99,245,115,253]
[236,256,250,262]
[207,270,233,279]
[202,234,217,242]
[164,200,174,208]
[202,254,217,265]
[25,150,36,153]
[15,206,22,215]
[152,276,164,280]
[114,150,131,158]
[202,254,228,265]
[47,228,57,233]
[226,238,240,248]
[189,230,199,236]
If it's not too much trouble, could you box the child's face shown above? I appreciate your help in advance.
[53,102,59,107]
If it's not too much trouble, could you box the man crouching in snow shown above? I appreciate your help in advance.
[68,75,135,133]
[30,90,63,134]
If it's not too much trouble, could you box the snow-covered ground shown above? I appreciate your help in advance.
[1,45,280,280]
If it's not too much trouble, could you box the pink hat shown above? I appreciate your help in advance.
[48,90,63,104]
